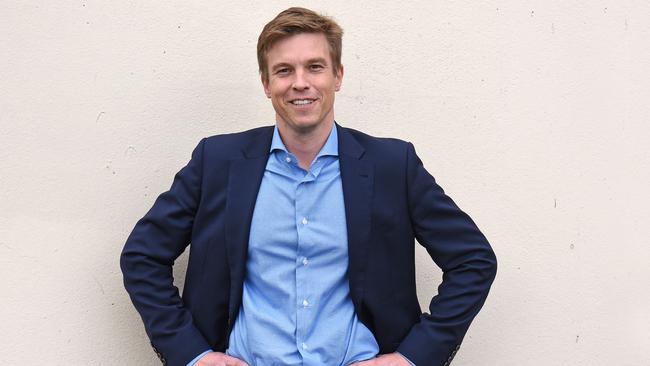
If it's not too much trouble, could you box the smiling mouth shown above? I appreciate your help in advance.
[289,99,316,105]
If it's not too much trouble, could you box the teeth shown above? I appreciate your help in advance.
[291,99,313,105]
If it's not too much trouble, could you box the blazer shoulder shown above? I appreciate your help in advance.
[203,125,273,146]
[341,125,412,158]
[201,125,274,159]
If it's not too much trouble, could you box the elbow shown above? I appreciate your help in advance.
[119,245,134,290]
[119,240,144,290]
[119,241,135,276]
[483,244,498,285]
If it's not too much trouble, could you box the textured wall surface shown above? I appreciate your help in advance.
[2,1,649,365]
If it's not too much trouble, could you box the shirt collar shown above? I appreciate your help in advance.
[269,123,339,158]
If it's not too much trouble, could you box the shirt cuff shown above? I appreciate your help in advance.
[186,349,212,366]
[397,351,416,366]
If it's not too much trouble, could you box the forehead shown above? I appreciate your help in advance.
[266,33,332,65]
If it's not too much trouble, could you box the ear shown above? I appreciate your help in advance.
[261,74,271,98]
[335,64,344,91]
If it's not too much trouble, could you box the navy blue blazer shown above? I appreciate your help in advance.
[121,124,497,366]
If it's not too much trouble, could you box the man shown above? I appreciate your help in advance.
[121,7,497,366]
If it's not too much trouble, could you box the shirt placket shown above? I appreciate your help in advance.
[294,161,316,359]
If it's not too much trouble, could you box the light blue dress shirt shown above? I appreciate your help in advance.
[225,124,379,366]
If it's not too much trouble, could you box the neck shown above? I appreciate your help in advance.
[277,119,334,170]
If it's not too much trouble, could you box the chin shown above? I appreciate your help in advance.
[285,118,326,132]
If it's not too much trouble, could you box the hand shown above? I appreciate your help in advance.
[195,352,250,366]
[350,353,411,366]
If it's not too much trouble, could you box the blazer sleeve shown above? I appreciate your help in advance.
[396,142,497,366]
[120,138,211,366]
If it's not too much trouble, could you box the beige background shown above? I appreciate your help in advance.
[2,1,649,365]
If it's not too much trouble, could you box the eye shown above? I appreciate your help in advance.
[309,64,325,71]
[275,68,290,75]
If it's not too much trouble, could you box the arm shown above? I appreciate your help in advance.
[396,143,497,366]
[120,139,211,366]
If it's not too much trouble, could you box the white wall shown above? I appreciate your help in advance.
[2,1,649,365]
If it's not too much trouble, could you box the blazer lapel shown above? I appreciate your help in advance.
[338,124,374,311]
[225,126,273,326]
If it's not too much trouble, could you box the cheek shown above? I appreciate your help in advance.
[270,98,288,114]
[270,97,282,108]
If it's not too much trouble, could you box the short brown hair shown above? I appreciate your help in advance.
[257,7,343,83]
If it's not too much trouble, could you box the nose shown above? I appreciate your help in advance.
[292,69,310,91]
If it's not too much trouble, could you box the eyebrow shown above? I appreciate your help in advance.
[306,57,328,65]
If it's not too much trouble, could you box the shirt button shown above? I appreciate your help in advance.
[302,299,309,307]
[301,217,308,225]
[302,342,308,350]
[285,156,291,163]
[302,257,309,266]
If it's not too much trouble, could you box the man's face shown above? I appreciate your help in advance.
[262,33,343,134]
